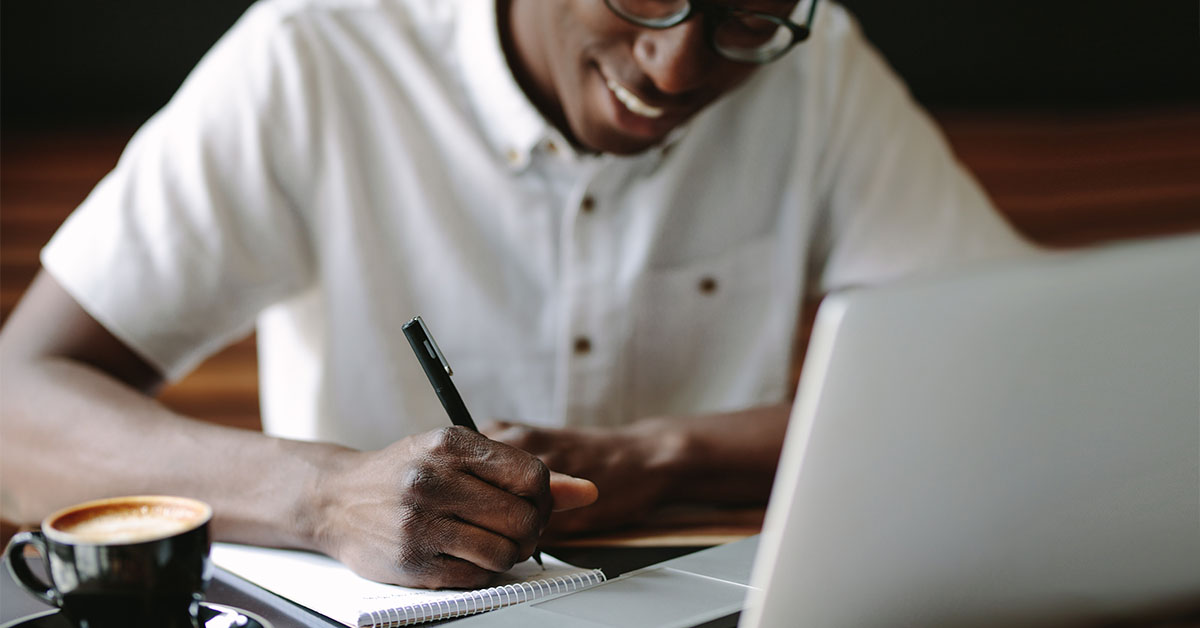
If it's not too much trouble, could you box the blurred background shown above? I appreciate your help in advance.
[4,1,1199,123]
[2,0,1199,433]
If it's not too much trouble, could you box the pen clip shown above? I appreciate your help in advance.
[409,316,453,376]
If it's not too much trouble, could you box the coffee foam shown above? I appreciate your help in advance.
[50,499,209,544]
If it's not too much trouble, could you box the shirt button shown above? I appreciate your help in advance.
[580,195,596,214]
[573,336,592,355]
[505,149,521,165]
[546,140,559,155]
[698,276,718,295]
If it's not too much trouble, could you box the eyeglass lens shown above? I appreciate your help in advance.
[605,0,811,63]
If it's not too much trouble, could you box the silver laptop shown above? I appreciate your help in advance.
[459,233,1200,627]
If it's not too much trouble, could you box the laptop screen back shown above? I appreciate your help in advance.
[743,235,1200,626]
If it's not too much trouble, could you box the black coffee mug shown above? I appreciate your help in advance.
[3,495,213,628]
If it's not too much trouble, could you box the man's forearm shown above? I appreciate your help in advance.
[0,272,596,588]
[0,355,345,550]
[631,403,791,506]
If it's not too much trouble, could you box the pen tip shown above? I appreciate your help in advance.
[533,550,544,569]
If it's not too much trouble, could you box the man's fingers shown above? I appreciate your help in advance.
[428,427,552,518]
[419,554,503,591]
[446,474,543,555]
[438,518,523,575]
[549,472,598,512]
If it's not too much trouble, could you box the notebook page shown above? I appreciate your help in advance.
[211,542,598,626]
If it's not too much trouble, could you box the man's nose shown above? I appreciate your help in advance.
[632,19,717,95]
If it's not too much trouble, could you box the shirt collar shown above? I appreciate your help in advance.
[455,0,549,170]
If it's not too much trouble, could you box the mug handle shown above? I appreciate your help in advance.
[4,531,62,608]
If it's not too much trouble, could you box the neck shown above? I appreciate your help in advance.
[495,0,578,148]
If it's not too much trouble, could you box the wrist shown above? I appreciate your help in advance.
[282,438,358,555]
[624,416,699,500]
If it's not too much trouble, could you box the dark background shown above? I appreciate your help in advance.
[2,1,1198,129]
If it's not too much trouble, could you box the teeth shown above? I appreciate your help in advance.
[606,77,664,119]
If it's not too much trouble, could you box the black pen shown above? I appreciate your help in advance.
[402,315,544,568]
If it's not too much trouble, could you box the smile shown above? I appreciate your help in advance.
[605,77,664,119]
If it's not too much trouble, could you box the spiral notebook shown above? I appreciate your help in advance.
[210,543,606,627]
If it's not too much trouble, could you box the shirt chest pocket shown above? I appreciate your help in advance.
[627,236,791,419]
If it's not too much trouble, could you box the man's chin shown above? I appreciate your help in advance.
[575,125,671,156]
[594,138,663,156]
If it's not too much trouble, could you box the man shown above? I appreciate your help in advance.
[0,0,1032,588]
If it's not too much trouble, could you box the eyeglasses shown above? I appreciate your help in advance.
[603,0,819,64]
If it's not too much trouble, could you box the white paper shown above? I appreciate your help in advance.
[211,543,598,626]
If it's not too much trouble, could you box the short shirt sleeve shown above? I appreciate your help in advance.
[40,2,315,381]
[806,7,1036,295]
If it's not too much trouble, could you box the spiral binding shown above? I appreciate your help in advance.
[359,569,607,627]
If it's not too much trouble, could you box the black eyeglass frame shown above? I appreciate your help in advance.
[602,0,821,64]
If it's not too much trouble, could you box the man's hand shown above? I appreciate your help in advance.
[483,406,790,538]
[313,427,596,589]
[481,421,680,537]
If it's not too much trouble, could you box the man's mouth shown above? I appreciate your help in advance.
[605,77,664,119]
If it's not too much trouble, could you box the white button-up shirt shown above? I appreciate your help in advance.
[42,0,1032,449]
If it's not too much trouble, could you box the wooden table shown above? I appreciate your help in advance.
[1,509,761,627]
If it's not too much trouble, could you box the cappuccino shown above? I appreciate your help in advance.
[6,495,214,628]
[48,496,210,544]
